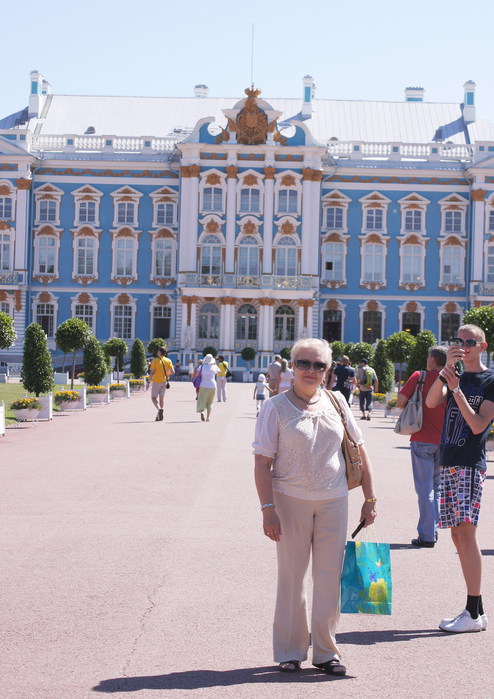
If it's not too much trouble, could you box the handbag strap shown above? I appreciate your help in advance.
[324,389,358,447]
[415,370,426,393]
[159,357,169,381]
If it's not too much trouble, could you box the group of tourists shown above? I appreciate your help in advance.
[252,324,492,677]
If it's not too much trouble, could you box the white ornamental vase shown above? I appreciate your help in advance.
[57,401,78,411]
[89,393,107,404]
[12,408,40,421]
[111,390,125,399]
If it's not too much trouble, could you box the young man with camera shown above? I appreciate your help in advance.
[426,324,494,633]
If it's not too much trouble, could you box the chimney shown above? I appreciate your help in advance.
[29,70,45,118]
[302,75,315,117]
[194,84,209,98]
[463,80,476,123]
[405,87,425,102]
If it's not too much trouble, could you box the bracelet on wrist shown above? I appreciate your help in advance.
[261,503,275,510]
[365,497,377,503]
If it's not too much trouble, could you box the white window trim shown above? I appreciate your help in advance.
[149,295,173,340]
[438,194,468,237]
[439,235,466,288]
[398,301,425,335]
[484,238,494,283]
[321,190,351,233]
[359,191,391,234]
[274,170,302,217]
[359,301,386,343]
[321,300,346,342]
[109,294,137,341]
[70,293,98,333]
[199,170,226,215]
[111,186,142,228]
[32,292,59,345]
[437,302,463,343]
[150,229,177,282]
[110,227,141,282]
[397,233,428,289]
[485,196,494,233]
[0,180,16,221]
[71,226,101,281]
[321,232,349,286]
[150,186,179,229]
[358,233,388,288]
[0,225,15,272]
[33,225,62,279]
[0,295,14,317]
[398,193,430,235]
[237,170,265,216]
[72,185,103,227]
[34,184,63,226]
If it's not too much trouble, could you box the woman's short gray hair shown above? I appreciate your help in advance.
[291,338,332,365]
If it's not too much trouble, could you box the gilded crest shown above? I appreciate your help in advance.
[234,87,274,145]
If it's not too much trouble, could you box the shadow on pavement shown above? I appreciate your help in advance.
[337,628,446,645]
[481,549,494,555]
[93,667,352,692]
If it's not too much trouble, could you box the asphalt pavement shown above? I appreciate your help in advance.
[1,382,493,698]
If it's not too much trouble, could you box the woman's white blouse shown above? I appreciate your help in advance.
[253,391,363,501]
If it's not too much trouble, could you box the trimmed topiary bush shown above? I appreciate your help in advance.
[386,331,416,382]
[405,329,437,380]
[280,347,292,360]
[240,347,256,362]
[55,318,91,389]
[0,311,16,349]
[21,323,55,397]
[147,338,166,358]
[203,346,217,357]
[373,339,395,393]
[83,335,108,386]
[130,338,147,379]
[103,338,128,373]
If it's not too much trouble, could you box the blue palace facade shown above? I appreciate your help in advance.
[2,72,494,370]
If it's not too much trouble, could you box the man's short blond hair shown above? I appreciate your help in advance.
[458,324,486,342]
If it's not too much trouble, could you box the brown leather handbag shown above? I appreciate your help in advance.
[326,390,363,490]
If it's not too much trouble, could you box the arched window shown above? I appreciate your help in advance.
[74,304,95,331]
[153,305,172,339]
[35,302,55,337]
[323,241,344,281]
[203,187,223,212]
[274,305,295,342]
[0,232,11,271]
[401,244,423,283]
[236,304,257,341]
[362,242,385,282]
[402,312,421,336]
[275,236,297,276]
[237,236,259,276]
[76,237,95,275]
[154,238,173,277]
[440,313,461,343]
[198,302,220,339]
[200,234,222,275]
[239,188,260,213]
[362,310,382,343]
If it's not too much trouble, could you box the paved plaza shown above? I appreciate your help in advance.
[1,382,494,698]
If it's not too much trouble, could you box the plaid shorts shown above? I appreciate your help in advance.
[439,466,486,528]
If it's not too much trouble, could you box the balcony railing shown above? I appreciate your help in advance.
[0,272,22,285]
[472,282,494,296]
[28,134,178,154]
[184,274,314,290]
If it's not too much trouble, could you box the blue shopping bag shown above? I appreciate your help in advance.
[340,540,392,615]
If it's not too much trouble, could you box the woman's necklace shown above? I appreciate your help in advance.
[291,387,321,406]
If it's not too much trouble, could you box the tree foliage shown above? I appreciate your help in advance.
[83,335,108,386]
[348,342,374,366]
[280,346,292,360]
[405,330,437,379]
[202,346,217,357]
[241,346,256,361]
[373,339,395,393]
[55,318,91,388]
[0,311,16,349]
[147,337,166,357]
[330,341,346,361]
[462,306,494,355]
[103,338,128,372]
[344,342,355,359]
[130,338,147,379]
[21,323,54,397]
[386,331,416,381]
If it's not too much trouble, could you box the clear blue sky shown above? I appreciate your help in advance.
[3,0,494,127]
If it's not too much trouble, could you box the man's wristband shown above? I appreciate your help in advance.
[365,498,377,503]
[261,503,275,510]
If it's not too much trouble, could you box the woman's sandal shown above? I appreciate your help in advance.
[313,659,347,676]
[278,660,301,673]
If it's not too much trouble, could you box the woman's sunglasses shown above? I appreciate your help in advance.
[293,359,328,373]
[450,337,480,347]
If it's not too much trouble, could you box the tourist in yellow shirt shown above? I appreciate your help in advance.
[149,346,174,421]
[216,354,230,402]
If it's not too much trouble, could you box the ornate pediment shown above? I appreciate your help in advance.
[223,87,279,146]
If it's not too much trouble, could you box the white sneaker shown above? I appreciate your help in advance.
[439,609,485,633]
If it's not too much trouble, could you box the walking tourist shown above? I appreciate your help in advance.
[253,338,377,675]
[426,324,494,633]
[266,355,282,395]
[397,346,447,547]
[331,356,356,405]
[188,360,195,381]
[356,359,378,420]
[253,373,273,416]
[278,359,294,393]
[196,354,220,422]
[216,355,229,402]
[149,346,174,421]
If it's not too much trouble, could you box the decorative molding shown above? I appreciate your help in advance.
[321,280,346,289]
[181,165,201,178]
[155,294,170,305]
[0,221,11,231]
[74,276,96,286]
[471,189,487,202]
[258,298,275,306]
[38,291,53,303]
[326,299,341,310]
[264,166,276,180]
[231,87,277,145]
[399,282,423,292]
[14,290,21,311]
[361,281,386,291]
[117,293,131,305]
[445,301,459,313]
[281,175,296,187]
[302,168,314,181]
[226,166,238,179]
[0,185,13,195]
[152,277,174,287]
[243,174,259,186]
[439,283,464,292]
[365,300,380,312]
[206,173,221,185]
[220,296,236,305]
[33,275,57,284]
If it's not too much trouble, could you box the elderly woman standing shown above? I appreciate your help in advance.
[253,338,377,676]
[196,354,220,422]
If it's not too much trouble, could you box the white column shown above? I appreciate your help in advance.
[471,190,486,281]
[310,172,322,276]
[178,166,200,272]
[301,169,313,275]
[225,167,237,273]
[297,305,305,337]
[306,303,314,337]
[14,179,31,271]
[225,302,235,351]
[263,168,275,273]
[261,302,275,353]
